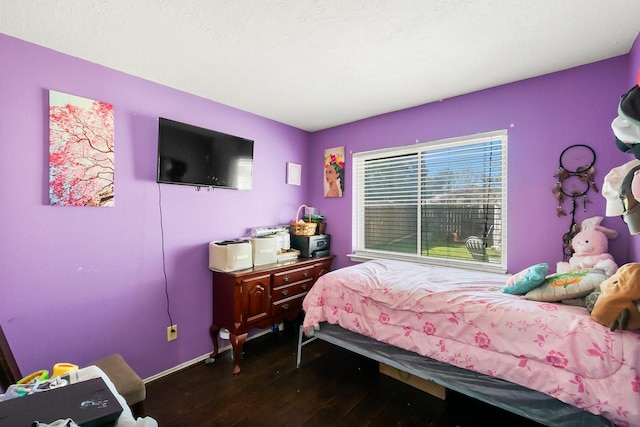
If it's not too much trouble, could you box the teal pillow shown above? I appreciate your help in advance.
[503,263,548,295]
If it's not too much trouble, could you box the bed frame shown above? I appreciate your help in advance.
[296,322,614,427]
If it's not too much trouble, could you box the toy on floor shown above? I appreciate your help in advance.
[591,263,640,331]
[556,216,618,277]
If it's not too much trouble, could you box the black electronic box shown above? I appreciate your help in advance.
[291,234,330,258]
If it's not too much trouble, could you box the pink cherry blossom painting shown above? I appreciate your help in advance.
[49,90,114,206]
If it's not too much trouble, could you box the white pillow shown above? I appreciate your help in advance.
[524,269,607,302]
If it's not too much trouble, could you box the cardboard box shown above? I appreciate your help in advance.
[209,240,253,272]
[379,362,447,400]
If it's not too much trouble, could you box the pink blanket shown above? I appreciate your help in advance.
[302,259,640,426]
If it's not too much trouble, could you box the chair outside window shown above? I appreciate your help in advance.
[465,236,488,262]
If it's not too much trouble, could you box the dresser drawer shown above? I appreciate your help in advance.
[272,279,313,302]
[210,255,334,375]
[272,293,306,317]
[272,266,315,287]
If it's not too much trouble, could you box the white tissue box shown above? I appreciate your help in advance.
[250,236,278,266]
[209,240,253,272]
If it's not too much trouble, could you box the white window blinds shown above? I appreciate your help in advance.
[352,130,507,273]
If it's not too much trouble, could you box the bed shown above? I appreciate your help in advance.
[299,259,640,427]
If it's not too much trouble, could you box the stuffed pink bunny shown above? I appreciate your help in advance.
[557,216,618,277]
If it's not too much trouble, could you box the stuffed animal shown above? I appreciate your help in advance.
[591,263,640,331]
[556,216,618,277]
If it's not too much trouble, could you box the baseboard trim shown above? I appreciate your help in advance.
[142,327,276,383]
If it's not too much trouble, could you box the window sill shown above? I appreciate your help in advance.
[347,251,507,274]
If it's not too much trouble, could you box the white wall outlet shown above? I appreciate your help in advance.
[167,324,178,341]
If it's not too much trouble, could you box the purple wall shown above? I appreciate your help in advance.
[309,53,638,273]
[1,31,639,383]
[0,34,310,380]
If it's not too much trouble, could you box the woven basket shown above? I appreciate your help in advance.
[290,205,317,236]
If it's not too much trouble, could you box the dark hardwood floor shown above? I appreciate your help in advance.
[144,329,544,427]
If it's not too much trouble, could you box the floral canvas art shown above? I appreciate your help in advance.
[49,90,114,206]
[324,146,345,198]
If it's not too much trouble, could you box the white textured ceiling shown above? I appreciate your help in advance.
[1,1,639,131]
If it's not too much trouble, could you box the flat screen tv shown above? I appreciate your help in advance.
[157,117,254,190]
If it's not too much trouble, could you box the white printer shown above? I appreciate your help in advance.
[208,240,253,272]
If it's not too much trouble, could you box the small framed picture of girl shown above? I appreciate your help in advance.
[324,146,345,198]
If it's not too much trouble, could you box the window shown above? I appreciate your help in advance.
[351,130,507,273]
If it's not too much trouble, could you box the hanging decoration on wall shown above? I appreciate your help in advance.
[286,162,302,186]
[551,144,597,261]
[49,90,114,207]
[324,146,345,198]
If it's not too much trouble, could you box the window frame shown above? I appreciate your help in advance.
[348,130,508,273]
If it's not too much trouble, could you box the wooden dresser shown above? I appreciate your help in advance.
[209,255,334,374]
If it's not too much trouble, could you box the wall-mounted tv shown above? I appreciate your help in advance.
[156,117,254,190]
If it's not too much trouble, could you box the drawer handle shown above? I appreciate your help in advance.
[301,284,308,290]
[282,289,289,296]
[282,303,289,310]
[283,276,290,282]
[303,271,309,277]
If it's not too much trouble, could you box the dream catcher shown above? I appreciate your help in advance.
[551,144,597,261]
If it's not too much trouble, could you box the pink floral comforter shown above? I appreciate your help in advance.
[302,259,640,426]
